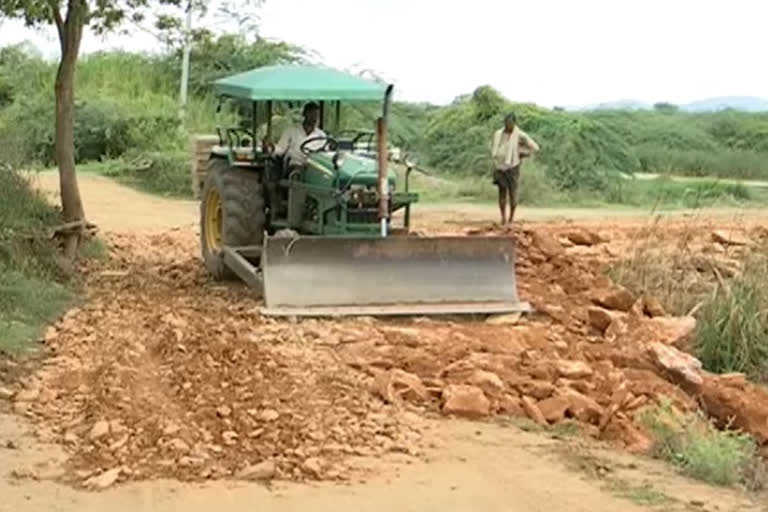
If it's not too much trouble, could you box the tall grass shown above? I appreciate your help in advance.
[695,257,768,381]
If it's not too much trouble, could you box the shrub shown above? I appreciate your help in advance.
[640,399,763,489]
[694,257,768,381]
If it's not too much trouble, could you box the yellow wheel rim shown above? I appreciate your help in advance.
[204,188,223,251]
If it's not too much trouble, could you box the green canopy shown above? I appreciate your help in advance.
[213,65,390,102]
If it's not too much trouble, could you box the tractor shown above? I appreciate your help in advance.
[198,65,528,316]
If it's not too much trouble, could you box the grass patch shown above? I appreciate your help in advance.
[0,271,74,354]
[640,399,764,489]
[607,480,673,506]
[694,256,768,381]
[82,149,192,198]
[0,166,78,355]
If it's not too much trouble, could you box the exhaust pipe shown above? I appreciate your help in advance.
[377,84,394,238]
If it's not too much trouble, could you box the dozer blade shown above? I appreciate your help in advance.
[260,235,531,317]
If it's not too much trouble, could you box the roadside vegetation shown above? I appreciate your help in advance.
[0,165,77,354]
[2,38,768,208]
[640,399,765,490]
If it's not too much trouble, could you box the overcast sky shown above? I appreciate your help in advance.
[1,0,766,107]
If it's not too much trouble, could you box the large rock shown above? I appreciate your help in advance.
[441,385,490,417]
[647,342,703,387]
[558,388,604,424]
[566,229,603,246]
[587,307,616,332]
[700,376,768,444]
[532,231,565,259]
[374,369,428,404]
[590,286,636,312]
[536,395,571,423]
[648,316,696,348]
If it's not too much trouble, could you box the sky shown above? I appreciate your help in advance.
[0,0,766,107]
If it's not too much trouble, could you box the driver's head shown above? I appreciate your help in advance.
[303,102,320,127]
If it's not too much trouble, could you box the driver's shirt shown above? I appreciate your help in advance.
[274,124,327,166]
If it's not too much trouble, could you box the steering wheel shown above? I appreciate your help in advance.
[300,135,338,155]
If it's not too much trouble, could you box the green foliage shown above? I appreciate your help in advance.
[640,399,762,489]
[423,87,640,191]
[0,166,75,354]
[694,257,768,381]
[85,149,191,197]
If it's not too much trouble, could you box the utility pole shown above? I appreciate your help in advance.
[179,0,193,120]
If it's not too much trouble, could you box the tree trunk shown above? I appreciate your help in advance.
[53,2,87,259]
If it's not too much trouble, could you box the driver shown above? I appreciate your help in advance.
[270,102,326,168]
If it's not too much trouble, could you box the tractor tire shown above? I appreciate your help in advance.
[200,158,265,280]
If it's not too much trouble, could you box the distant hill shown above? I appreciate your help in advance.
[572,96,768,113]
[681,96,768,113]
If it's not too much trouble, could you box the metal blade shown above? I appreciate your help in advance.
[260,235,529,317]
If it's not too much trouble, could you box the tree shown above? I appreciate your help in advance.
[0,1,268,256]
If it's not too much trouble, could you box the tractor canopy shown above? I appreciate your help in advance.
[213,65,389,102]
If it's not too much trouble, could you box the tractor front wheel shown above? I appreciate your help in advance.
[200,159,265,279]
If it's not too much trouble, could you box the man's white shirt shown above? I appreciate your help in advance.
[274,124,327,166]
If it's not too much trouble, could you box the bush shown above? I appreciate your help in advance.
[640,399,763,489]
[88,149,192,197]
[694,257,768,381]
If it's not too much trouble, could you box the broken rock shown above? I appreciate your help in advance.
[711,230,751,246]
[84,467,121,490]
[0,387,14,401]
[647,342,703,387]
[536,395,571,423]
[643,296,666,317]
[554,360,593,379]
[566,229,602,246]
[302,457,324,478]
[648,316,696,348]
[441,385,490,418]
[238,460,276,481]
[89,420,110,440]
[532,231,565,259]
[374,369,428,404]
[468,370,505,393]
[521,396,547,425]
[590,285,635,312]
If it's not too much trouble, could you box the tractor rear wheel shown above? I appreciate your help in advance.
[200,158,265,280]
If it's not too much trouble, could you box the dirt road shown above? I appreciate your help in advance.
[3,172,766,511]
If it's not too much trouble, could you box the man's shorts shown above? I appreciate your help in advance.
[493,166,520,199]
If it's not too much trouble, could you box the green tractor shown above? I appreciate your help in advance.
[199,65,528,316]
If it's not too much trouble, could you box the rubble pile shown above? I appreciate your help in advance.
[3,222,768,489]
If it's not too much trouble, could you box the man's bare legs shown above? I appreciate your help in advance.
[498,186,508,225]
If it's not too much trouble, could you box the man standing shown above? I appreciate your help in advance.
[490,112,539,225]
[270,102,326,168]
